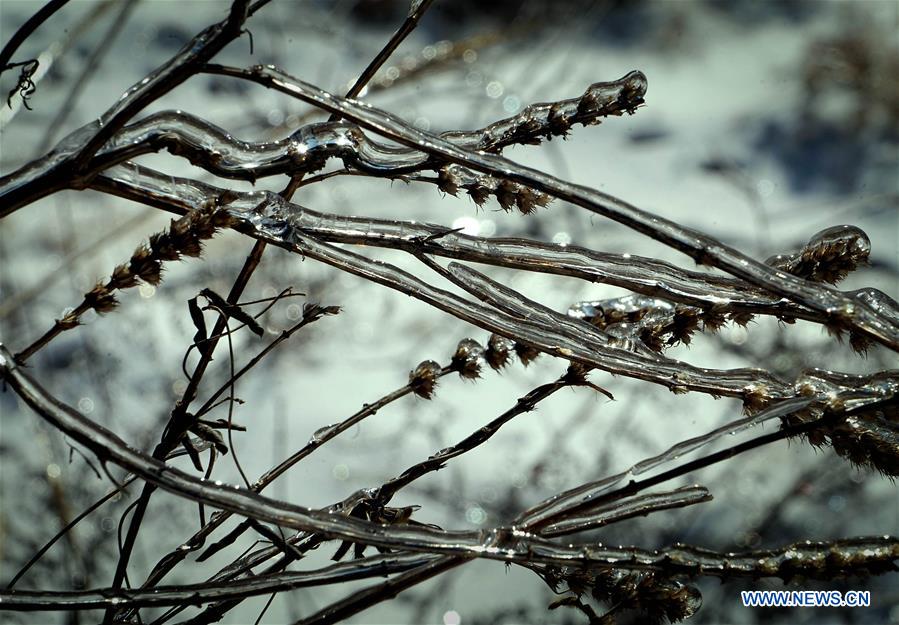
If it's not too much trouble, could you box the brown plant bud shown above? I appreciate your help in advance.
[409,360,442,399]
[466,184,490,206]
[701,308,727,333]
[639,327,666,352]
[130,253,163,285]
[303,303,341,320]
[514,342,540,366]
[728,311,754,327]
[106,264,138,291]
[191,212,218,239]
[742,384,771,414]
[57,313,80,330]
[169,215,192,239]
[437,167,459,196]
[84,283,118,314]
[494,179,518,212]
[670,307,700,344]
[211,208,238,229]
[520,186,551,212]
[848,331,872,355]
[451,338,484,379]
[178,234,203,258]
[149,232,181,261]
[548,102,571,137]
[485,334,515,370]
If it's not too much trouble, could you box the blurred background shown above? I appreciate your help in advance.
[1,1,897,623]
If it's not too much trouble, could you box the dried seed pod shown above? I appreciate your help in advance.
[728,311,755,327]
[437,167,459,196]
[466,183,490,207]
[516,186,551,214]
[129,245,164,285]
[547,102,571,137]
[16,204,236,362]
[436,164,551,214]
[742,384,771,414]
[57,312,80,330]
[765,225,871,285]
[485,334,515,370]
[514,342,540,366]
[670,307,700,345]
[494,179,518,212]
[84,283,118,314]
[107,263,138,291]
[809,409,899,477]
[848,331,872,355]
[700,307,728,332]
[450,338,484,379]
[639,327,666,353]
[149,231,181,261]
[409,360,442,399]
[469,70,646,150]
[211,207,238,229]
[177,234,203,258]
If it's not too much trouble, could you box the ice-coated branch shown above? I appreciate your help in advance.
[517,396,815,529]
[4,342,896,579]
[14,203,236,362]
[537,485,712,538]
[0,553,437,611]
[0,1,254,214]
[0,70,642,216]
[88,168,899,473]
[91,165,861,336]
[202,63,899,351]
[371,364,600,507]
[137,334,527,589]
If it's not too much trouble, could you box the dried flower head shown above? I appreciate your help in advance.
[84,283,119,314]
[409,360,442,399]
[451,338,485,379]
[485,334,515,370]
[742,384,771,414]
[514,342,541,366]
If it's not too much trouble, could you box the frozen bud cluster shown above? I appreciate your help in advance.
[485,334,515,370]
[437,165,552,214]
[569,295,733,352]
[409,360,442,399]
[765,224,871,285]
[514,342,541,366]
[451,338,485,379]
